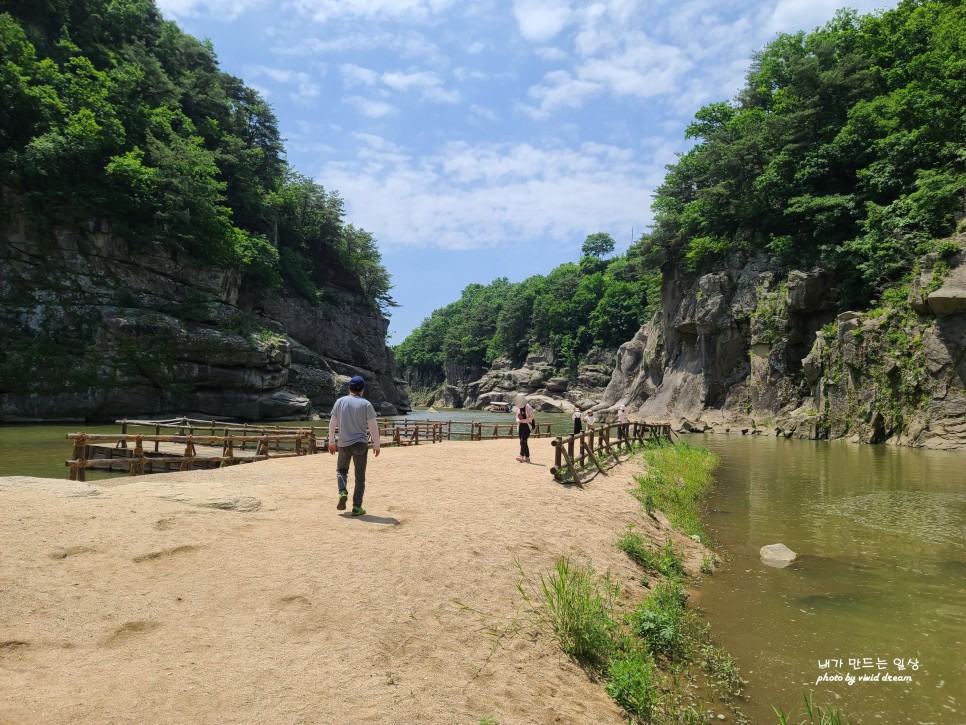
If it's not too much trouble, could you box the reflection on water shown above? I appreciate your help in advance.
[694,435,965,724]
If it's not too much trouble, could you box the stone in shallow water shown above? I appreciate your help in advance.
[760,543,797,568]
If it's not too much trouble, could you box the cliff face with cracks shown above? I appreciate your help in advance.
[0,211,410,422]
[414,348,616,414]
[600,237,966,450]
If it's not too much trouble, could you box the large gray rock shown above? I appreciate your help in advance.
[760,543,797,568]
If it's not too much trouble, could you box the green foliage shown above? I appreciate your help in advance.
[0,2,392,311]
[619,529,686,580]
[522,557,618,673]
[581,231,616,259]
[650,0,966,308]
[605,648,657,721]
[774,692,854,725]
[634,441,719,542]
[751,282,788,344]
[396,237,661,381]
[629,578,694,661]
[700,644,746,698]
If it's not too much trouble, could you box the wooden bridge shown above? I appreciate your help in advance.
[65,416,665,481]
[66,418,320,481]
[64,416,557,479]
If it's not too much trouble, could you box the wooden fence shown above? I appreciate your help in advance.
[66,415,660,481]
[550,421,672,483]
[377,418,554,442]
[66,430,317,481]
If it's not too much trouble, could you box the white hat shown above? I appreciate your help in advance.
[514,393,527,407]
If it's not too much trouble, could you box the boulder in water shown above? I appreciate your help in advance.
[760,543,797,568]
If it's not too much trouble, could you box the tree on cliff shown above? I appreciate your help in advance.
[581,232,616,260]
[648,0,966,307]
[0,0,393,312]
[395,246,659,385]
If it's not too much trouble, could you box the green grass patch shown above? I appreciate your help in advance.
[700,644,747,698]
[617,528,684,579]
[518,441,754,723]
[629,577,696,662]
[605,647,658,721]
[633,441,719,542]
[518,557,618,673]
[774,692,854,724]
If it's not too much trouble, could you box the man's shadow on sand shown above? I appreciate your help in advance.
[339,513,399,525]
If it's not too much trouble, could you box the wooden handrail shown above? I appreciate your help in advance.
[549,420,671,483]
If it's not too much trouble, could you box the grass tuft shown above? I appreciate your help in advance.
[519,557,618,673]
[629,577,696,661]
[633,441,719,542]
[605,647,658,721]
[700,644,747,698]
[774,691,854,724]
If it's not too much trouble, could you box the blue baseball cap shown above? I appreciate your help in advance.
[348,375,365,391]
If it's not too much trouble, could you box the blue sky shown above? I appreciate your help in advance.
[156,0,896,343]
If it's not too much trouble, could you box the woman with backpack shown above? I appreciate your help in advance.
[514,393,534,463]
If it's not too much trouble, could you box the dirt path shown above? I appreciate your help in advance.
[1,438,705,724]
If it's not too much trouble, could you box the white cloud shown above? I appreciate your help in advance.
[274,31,441,61]
[765,0,853,35]
[318,140,656,253]
[286,0,456,23]
[521,70,601,119]
[469,104,499,123]
[534,46,568,62]
[341,63,379,87]
[382,70,460,103]
[513,0,574,43]
[156,0,264,20]
[245,65,321,104]
[345,96,397,118]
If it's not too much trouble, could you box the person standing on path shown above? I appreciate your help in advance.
[572,407,582,436]
[514,393,534,463]
[616,405,629,442]
[328,375,381,516]
[584,409,596,429]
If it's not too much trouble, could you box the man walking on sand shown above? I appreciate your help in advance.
[328,375,381,516]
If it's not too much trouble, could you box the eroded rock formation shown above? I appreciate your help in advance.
[0,213,409,421]
[600,237,966,449]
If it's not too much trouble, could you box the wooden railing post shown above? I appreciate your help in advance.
[131,435,144,476]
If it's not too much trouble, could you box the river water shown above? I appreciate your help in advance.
[2,419,962,722]
[694,435,965,724]
[0,410,578,479]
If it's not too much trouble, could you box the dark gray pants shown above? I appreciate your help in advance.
[336,441,369,507]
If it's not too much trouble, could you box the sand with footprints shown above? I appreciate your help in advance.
[1,438,706,724]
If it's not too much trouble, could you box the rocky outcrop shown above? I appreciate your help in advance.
[603,236,966,449]
[0,209,409,421]
[425,349,615,413]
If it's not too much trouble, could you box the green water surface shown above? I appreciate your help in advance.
[695,435,965,724]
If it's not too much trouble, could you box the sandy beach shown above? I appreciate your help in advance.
[1,438,705,724]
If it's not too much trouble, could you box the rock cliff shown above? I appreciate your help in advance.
[600,236,966,449]
[0,211,410,421]
[420,348,615,413]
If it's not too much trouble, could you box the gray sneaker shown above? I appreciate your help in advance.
[337,491,348,510]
